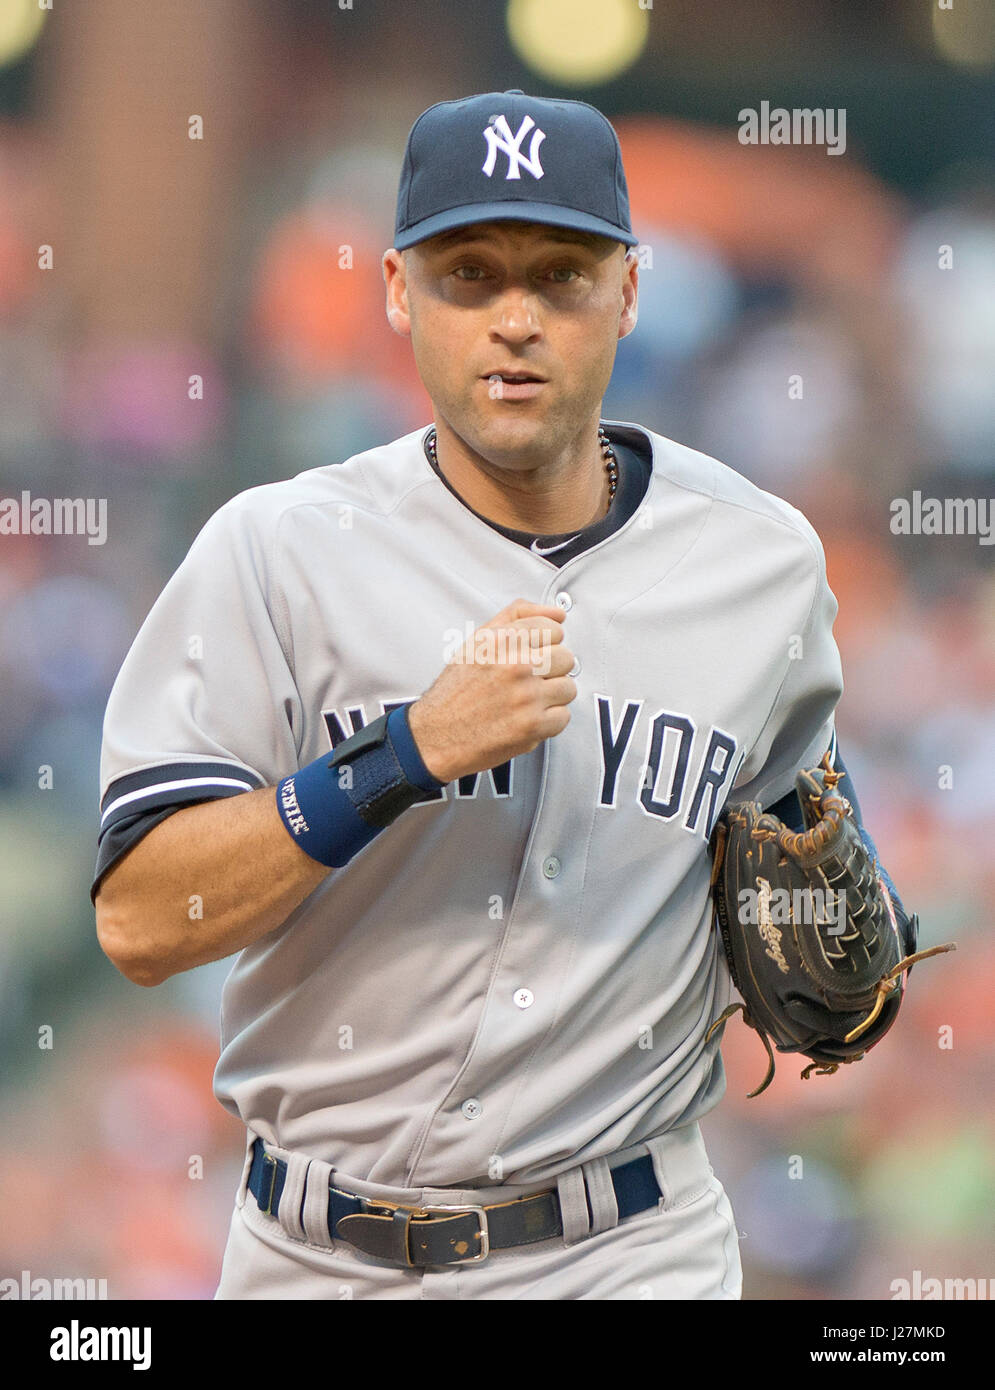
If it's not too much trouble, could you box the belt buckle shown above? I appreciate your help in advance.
[365,1200,490,1266]
[416,1203,490,1265]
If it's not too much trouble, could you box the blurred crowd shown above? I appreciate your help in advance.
[0,2,992,1301]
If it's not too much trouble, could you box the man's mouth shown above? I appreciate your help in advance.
[481,371,548,400]
[483,370,547,384]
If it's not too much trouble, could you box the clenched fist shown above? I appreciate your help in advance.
[408,598,578,784]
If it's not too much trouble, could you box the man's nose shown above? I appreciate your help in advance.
[490,290,542,342]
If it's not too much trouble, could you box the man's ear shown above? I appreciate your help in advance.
[382,248,411,337]
[618,248,638,341]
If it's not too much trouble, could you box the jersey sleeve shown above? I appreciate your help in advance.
[730,529,843,809]
[93,495,302,897]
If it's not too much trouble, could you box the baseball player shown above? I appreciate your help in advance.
[93,90,915,1300]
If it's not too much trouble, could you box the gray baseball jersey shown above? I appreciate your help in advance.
[96,418,842,1189]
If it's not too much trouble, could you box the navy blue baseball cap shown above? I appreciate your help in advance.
[394,89,639,251]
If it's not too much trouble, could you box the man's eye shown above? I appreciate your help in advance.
[453,265,487,280]
[547,267,580,283]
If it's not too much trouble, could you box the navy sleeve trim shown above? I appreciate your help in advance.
[99,760,264,834]
[91,773,263,904]
[92,805,185,904]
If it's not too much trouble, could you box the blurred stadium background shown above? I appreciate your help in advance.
[0,0,992,1300]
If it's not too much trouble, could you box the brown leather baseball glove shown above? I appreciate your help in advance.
[706,754,955,1096]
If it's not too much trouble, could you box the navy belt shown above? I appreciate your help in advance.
[247,1138,662,1268]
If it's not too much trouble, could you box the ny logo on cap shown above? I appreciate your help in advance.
[482,114,546,181]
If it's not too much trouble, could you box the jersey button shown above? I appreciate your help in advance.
[461,1098,483,1120]
[554,591,572,611]
[542,855,561,879]
[513,988,534,1009]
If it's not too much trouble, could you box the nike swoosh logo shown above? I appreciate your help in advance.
[531,534,581,556]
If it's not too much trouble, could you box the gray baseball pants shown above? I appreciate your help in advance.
[214,1121,742,1300]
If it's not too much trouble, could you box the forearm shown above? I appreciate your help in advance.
[95,603,572,987]
[95,787,330,986]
